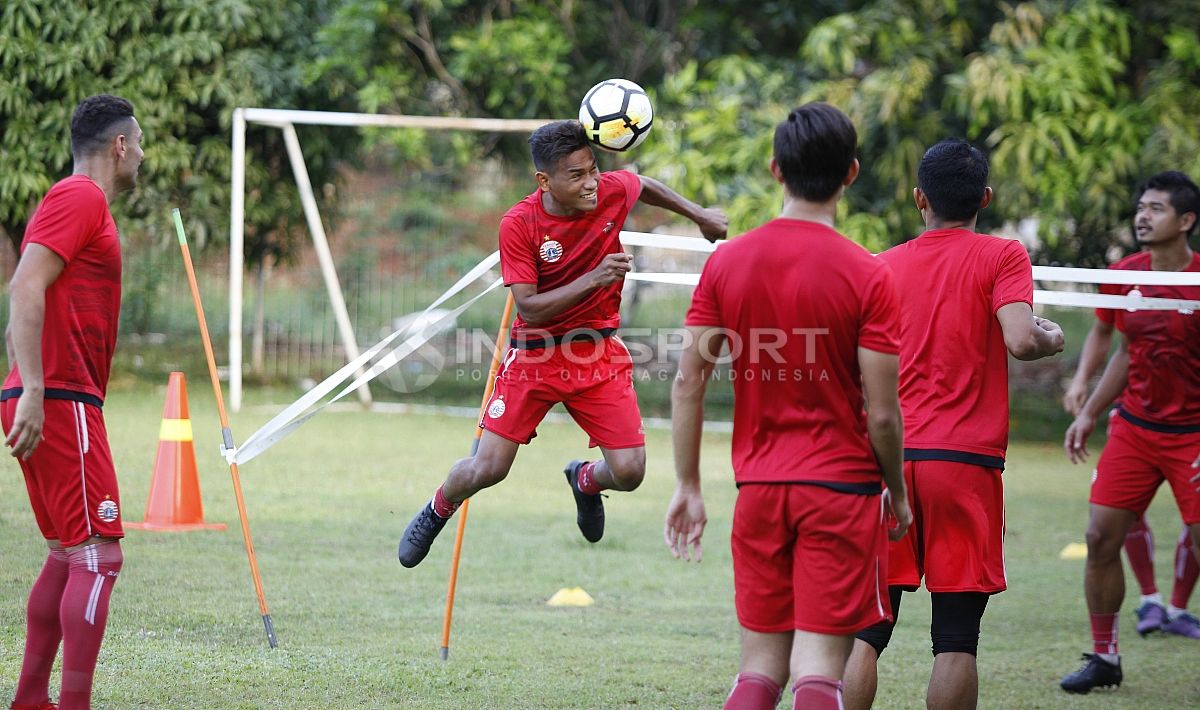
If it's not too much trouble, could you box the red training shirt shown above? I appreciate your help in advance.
[1096,250,1200,427]
[879,229,1033,463]
[499,170,641,338]
[3,176,123,402]
[685,219,900,487]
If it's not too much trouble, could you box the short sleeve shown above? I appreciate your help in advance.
[23,180,104,264]
[607,170,642,214]
[858,262,900,355]
[991,239,1034,313]
[684,251,722,327]
[498,213,538,286]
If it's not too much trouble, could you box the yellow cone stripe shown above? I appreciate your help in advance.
[159,419,194,442]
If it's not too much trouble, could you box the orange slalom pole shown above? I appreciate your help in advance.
[172,209,277,648]
[440,292,514,660]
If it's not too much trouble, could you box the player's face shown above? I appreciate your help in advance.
[543,148,600,214]
[1134,188,1190,246]
[115,118,145,192]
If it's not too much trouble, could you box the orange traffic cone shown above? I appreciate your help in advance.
[126,372,226,531]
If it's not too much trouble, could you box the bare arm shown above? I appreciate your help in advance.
[665,325,724,561]
[996,302,1065,361]
[5,244,66,459]
[1064,338,1129,464]
[509,253,633,326]
[858,346,911,541]
[637,176,728,242]
[1062,319,1114,415]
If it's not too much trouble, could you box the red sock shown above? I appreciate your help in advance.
[1171,528,1199,609]
[58,542,123,710]
[791,675,842,710]
[1123,518,1157,596]
[13,548,70,706]
[1090,612,1118,656]
[724,672,782,710]
[431,485,460,519]
[577,461,604,495]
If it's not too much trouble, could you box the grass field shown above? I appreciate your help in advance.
[1,385,1197,709]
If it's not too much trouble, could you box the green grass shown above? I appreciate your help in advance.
[1,386,1197,708]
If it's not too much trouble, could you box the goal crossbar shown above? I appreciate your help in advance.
[229,108,552,412]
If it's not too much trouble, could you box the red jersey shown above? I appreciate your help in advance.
[685,219,900,487]
[499,170,642,338]
[879,230,1032,463]
[3,176,122,401]
[1095,251,1200,427]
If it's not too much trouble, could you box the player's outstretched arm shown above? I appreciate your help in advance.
[858,347,911,541]
[1064,339,1129,464]
[996,302,1065,361]
[636,176,728,243]
[1062,319,1114,415]
[666,326,724,561]
[5,244,66,460]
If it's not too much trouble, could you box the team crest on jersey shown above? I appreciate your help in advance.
[97,499,119,522]
[540,239,564,263]
[487,396,506,419]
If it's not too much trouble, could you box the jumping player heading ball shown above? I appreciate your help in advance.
[398,119,726,568]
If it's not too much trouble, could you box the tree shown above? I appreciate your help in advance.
[0,0,355,306]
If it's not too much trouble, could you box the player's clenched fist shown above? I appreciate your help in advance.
[589,252,633,287]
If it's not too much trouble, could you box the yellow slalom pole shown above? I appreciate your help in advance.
[172,208,277,648]
[440,292,514,660]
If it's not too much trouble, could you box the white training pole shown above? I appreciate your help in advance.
[230,108,247,413]
[280,122,372,407]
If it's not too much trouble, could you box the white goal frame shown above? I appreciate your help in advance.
[228,109,549,412]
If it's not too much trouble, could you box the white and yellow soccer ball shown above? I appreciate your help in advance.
[578,78,654,152]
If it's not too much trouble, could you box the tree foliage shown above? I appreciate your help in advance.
[0,0,354,269]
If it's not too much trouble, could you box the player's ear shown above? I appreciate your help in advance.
[913,187,927,211]
[1179,210,1197,235]
[769,158,785,185]
[842,158,860,187]
[535,170,551,192]
[979,186,993,211]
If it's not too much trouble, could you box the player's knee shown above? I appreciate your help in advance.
[468,457,511,488]
[1085,523,1123,561]
[930,592,988,657]
[607,453,645,491]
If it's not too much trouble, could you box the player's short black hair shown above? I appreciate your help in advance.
[71,94,135,157]
[529,120,591,173]
[1139,171,1200,236]
[917,139,989,222]
[773,103,857,202]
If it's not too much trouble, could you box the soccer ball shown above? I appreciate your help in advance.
[578,79,654,152]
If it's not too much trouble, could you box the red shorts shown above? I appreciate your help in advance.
[1091,415,1200,524]
[732,483,890,635]
[2,398,123,547]
[887,460,1006,593]
[481,336,645,449]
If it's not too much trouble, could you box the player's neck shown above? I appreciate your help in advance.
[540,190,580,218]
[72,160,117,202]
[925,215,978,232]
[778,195,836,228]
[1148,239,1193,271]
